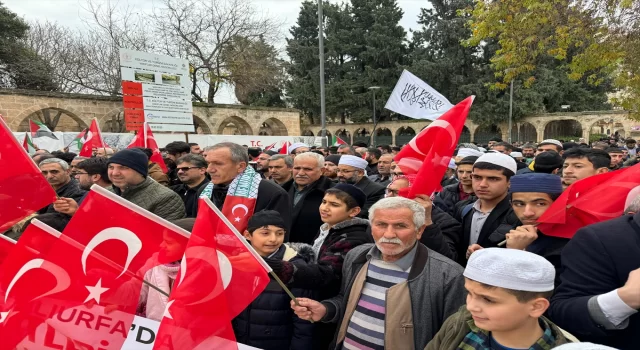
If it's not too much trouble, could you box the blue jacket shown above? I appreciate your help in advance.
[232,243,315,350]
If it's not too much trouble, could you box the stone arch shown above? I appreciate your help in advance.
[14,105,87,132]
[396,126,416,146]
[302,129,315,136]
[335,128,351,144]
[474,125,502,145]
[193,114,213,134]
[217,116,253,135]
[101,108,126,133]
[544,119,582,141]
[374,127,393,146]
[511,122,537,143]
[259,117,288,136]
[460,126,471,143]
[353,127,371,146]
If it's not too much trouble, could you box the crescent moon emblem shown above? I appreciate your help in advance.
[408,120,457,155]
[231,204,249,217]
[83,131,93,143]
[5,259,71,303]
[82,227,142,279]
[178,247,232,306]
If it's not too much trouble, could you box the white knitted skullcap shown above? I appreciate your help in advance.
[539,139,563,148]
[474,152,517,175]
[478,147,487,152]
[339,155,368,169]
[448,159,457,169]
[457,148,484,158]
[510,151,523,158]
[553,343,617,350]
[465,248,555,292]
[289,142,309,153]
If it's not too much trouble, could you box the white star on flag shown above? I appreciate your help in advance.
[234,217,241,222]
[84,278,109,304]
[0,308,18,324]
[163,299,175,319]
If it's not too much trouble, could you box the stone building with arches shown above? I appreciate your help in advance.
[1,89,300,136]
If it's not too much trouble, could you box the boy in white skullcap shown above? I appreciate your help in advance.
[426,248,576,350]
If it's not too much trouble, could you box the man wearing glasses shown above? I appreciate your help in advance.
[170,154,210,218]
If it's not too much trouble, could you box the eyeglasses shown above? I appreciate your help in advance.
[385,189,399,196]
[177,166,201,172]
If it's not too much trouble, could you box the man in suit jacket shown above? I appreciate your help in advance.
[286,152,335,244]
[337,155,385,218]
[548,213,640,349]
[456,153,518,266]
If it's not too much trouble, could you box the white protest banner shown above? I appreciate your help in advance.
[384,69,453,121]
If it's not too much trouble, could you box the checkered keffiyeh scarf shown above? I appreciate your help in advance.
[200,166,261,200]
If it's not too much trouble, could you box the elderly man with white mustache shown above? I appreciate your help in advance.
[292,197,466,350]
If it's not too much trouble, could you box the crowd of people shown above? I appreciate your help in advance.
[8,135,640,349]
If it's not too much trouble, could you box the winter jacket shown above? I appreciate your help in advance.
[138,263,179,321]
[523,227,570,286]
[420,206,461,261]
[285,176,334,244]
[110,177,185,221]
[322,243,466,350]
[148,162,169,186]
[233,244,315,350]
[170,179,210,218]
[354,176,386,218]
[440,176,458,188]
[455,195,518,266]
[39,178,86,214]
[425,306,576,350]
[435,183,476,217]
[548,213,640,349]
[266,217,373,350]
[204,179,292,237]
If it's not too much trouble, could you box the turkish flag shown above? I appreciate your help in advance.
[208,197,271,318]
[0,116,57,233]
[264,142,277,151]
[0,219,65,349]
[279,141,291,155]
[0,235,15,265]
[395,96,474,198]
[153,198,239,350]
[7,184,193,349]
[79,118,106,157]
[537,164,640,238]
[129,123,168,173]
[221,195,256,233]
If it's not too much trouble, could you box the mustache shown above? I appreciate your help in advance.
[377,237,402,244]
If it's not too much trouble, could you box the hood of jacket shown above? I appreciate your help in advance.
[330,217,370,232]
[284,242,315,263]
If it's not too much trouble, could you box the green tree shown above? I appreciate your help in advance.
[465,0,638,117]
[285,0,322,124]
[0,2,57,91]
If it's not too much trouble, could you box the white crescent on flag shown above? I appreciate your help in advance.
[176,247,232,306]
[81,227,142,278]
[4,258,71,303]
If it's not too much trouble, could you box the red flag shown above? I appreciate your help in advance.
[153,198,239,350]
[537,164,640,238]
[208,197,271,318]
[12,185,192,349]
[395,96,474,198]
[79,118,106,157]
[0,116,57,233]
[279,141,291,155]
[264,142,277,151]
[0,219,65,349]
[128,123,168,173]
[221,195,256,233]
[0,235,16,265]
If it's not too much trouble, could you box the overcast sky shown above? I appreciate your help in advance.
[4,0,427,104]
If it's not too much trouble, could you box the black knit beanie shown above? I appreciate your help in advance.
[247,210,287,233]
[107,149,149,178]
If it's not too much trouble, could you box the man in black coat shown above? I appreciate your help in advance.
[548,213,640,349]
[337,155,385,218]
[435,156,477,216]
[202,142,292,232]
[455,153,519,266]
[38,158,86,214]
[286,152,334,244]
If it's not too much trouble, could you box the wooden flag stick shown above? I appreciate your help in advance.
[143,278,169,297]
[497,240,507,247]
[270,270,314,323]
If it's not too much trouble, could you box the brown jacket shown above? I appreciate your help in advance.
[148,162,169,186]
[425,306,578,350]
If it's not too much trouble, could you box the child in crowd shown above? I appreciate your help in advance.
[266,184,372,350]
[234,210,315,350]
[426,248,577,349]
[137,218,193,321]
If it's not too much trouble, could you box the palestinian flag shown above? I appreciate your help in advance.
[67,129,87,153]
[332,135,347,146]
[22,133,36,154]
[29,119,58,139]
